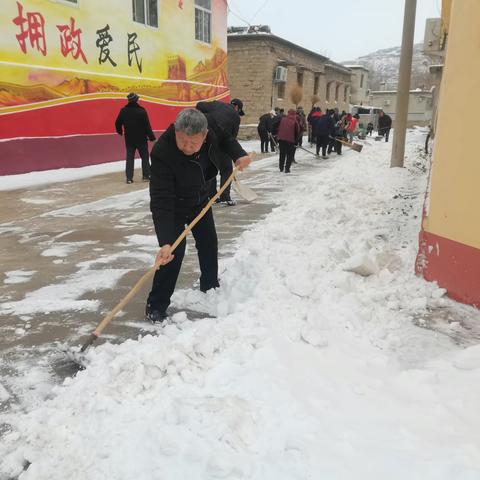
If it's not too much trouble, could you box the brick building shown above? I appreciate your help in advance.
[227,27,353,133]
[343,65,370,106]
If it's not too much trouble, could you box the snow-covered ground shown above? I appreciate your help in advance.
[1,131,480,479]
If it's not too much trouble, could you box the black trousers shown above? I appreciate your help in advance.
[147,207,219,312]
[379,127,391,142]
[327,137,342,154]
[269,133,276,152]
[259,130,269,153]
[211,151,232,201]
[315,135,329,156]
[126,142,150,180]
[279,140,295,172]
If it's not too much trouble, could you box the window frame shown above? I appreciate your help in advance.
[296,71,304,87]
[195,0,212,45]
[132,0,159,29]
[53,0,80,8]
[277,82,285,100]
[314,74,319,95]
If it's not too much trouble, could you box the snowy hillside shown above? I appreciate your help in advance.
[344,43,433,91]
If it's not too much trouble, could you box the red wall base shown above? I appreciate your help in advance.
[416,230,480,308]
[0,133,161,176]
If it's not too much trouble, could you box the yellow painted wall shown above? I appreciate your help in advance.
[423,0,480,248]
[441,0,452,34]
[1,0,227,109]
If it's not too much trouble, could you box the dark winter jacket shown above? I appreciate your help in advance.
[257,113,274,134]
[115,102,155,147]
[271,114,284,136]
[308,110,322,130]
[149,122,247,246]
[196,100,241,139]
[313,113,335,138]
[378,113,392,132]
[277,111,301,144]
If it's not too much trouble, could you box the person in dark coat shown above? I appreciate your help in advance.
[378,110,393,142]
[257,110,276,153]
[331,115,347,155]
[313,109,335,158]
[115,92,156,184]
[308,107,322,146]
[145,108,251,322]
[366,122,374,136]
[277,109,300,173]
[196,98,244,205]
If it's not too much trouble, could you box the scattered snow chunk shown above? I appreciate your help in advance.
[342,254,379,276]
[453,345,480,371]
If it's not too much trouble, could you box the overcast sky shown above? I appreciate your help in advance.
[227,0,441,62]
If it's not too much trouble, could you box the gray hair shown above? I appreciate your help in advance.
[175,108,208,135]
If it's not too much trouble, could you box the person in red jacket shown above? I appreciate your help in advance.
[346,113,359,143]
[277,109,300,173]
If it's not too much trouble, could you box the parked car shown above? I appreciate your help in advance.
[350,105,383,131]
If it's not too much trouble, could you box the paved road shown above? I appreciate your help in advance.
[0,149,309,416]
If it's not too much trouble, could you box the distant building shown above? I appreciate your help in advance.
[227,27,353,135]
[343,65,370,105]
[422,17,447,135]
[369,90,433,126]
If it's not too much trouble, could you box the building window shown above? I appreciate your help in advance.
[314,74,319,95]
[133,0,158,28]
[277,82,285,99]
[335,83,340,101]
[326,82,331,101]
[195,0,211,44]
[297,71,304,87]
[344,86,348,102]
[360,74,364,88]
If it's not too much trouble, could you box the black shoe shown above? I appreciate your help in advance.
[142,176,150,182]
[126,179,134,184]
[145,306,167,324]
[224,199,236,206]
[214,197,222,204]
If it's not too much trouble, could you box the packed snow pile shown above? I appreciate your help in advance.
[2,130,480,479]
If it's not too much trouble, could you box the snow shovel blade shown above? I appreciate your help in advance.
[58,345,88,370]
[351,143,363,153]
[233,178,258,202]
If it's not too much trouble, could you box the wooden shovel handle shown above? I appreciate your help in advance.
[84,167,239,345]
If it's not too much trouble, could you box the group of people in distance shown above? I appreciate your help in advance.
[257,106,394,172]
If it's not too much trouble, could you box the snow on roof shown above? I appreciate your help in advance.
[343,64,369,71]
[370,90,432,94]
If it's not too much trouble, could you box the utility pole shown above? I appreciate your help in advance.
[391,0,417,168]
